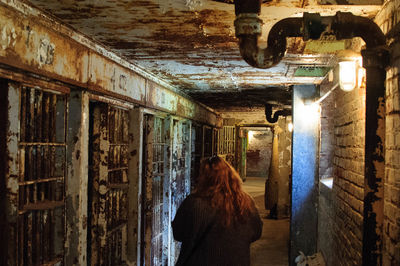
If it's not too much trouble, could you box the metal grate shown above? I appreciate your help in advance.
[223,126,235,155]
[18,86,66,266]
[170,120,191,264]
[151,117,166,266]
[105,106,129,265]
[89,103,129,265]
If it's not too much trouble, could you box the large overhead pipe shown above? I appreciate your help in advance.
[234,2,388,265]
[265,103,291,124]
[234,0,303,68]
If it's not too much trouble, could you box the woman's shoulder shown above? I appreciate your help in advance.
[181,194,211,210]
[184,193,206,204]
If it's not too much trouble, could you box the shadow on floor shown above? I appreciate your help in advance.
[243,177,289,266]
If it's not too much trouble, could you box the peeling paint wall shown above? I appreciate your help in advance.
[24,0,381,103]
[0,79,7,265]
[220,107,268,125]
[66,90,89,265]
[5,81,19,266]
[0,1,220,127]
[246,129,272,177]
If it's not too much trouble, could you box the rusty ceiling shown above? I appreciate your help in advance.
[27,0,382,110]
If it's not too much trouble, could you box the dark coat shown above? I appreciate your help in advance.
[172,194,263,266]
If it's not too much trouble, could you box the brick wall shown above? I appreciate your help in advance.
[334,82,365,265]
[320,79,335,180]
[376,1,400,264]
[318,75,366,265]
[318,79,336,265]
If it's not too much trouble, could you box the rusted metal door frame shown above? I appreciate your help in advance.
[0,79,8,265]
[4,81,20,266]
[140,113,153,266]
[169,117,192,265]
[190,123,203,190]
[3,81,69,265]
[66,90,89,265]
[140,110,172,266]
[127,107,144,265]
[88,95,132,265]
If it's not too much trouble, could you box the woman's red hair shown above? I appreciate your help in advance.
[193,156,254,226]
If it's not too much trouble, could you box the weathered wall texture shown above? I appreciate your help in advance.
[0,1,220,127]
[318,77,336,265]
[376,1,400,264]
[277,117,292,218]
[319,78,335,180]
[320,76,366,265]
[246,130,272,177]
[0,2,220,265]
[220,108,268,125]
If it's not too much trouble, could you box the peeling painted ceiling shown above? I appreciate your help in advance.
[27,0,381,110]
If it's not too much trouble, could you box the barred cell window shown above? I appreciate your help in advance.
[151,117,167,266]
[18,86,66,266]
[89,103,129,266]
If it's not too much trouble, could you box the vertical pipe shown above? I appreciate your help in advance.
[362,49,386,266]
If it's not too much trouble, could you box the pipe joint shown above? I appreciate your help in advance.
[234,13,263,36]
[332,11,386,48]
[362,47,390,69]
[265,104,291,123]
[303,13,333,41]
[234,0,261,16]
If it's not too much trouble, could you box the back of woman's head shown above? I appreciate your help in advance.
[194,156,254,226]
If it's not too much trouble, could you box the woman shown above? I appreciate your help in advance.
[172,156,263,266]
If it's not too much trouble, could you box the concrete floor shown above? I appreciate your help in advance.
[243,177,289,266]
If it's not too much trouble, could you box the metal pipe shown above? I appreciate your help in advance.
[234,0,261,16]
[265,103,291,124]
[332,12,386,48]
[361,48,387,266]
[235,15,303,68]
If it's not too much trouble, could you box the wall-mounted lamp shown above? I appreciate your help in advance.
[339,60,358,92]
[312,51,364,106]
[337,50,363,92]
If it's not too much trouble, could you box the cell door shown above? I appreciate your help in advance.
[190,123,202,190]
[170,119,191,264]
[141,115,169,266]
[17,85,67,265]
[88,102,129,265]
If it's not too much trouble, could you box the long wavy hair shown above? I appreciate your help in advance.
[193,156,254,226]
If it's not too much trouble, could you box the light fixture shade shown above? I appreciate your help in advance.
[339,61,357,92]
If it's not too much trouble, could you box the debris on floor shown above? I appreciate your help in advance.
[295,251,326,266]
